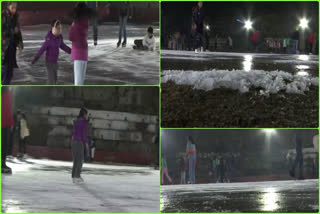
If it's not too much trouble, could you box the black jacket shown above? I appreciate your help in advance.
[1,9,23,53]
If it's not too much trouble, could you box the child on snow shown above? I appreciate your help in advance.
[18,113,30,159]
[133,27,156,51]
[71,108,89,184]
[2,2,24,85]
[69,3,94,85]
[32,20,71,85]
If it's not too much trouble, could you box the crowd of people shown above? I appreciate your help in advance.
[2,2,156,85]
[164,1,317,55]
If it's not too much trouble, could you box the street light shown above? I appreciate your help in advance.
[205,25,210,30]
[244,20,253,30]
[299,18,309,29]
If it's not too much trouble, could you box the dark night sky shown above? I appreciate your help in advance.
[161,1,319,37]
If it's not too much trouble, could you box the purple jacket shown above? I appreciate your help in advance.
[68,17,89,61]
[34,31,71,64]
[72,117,88,144]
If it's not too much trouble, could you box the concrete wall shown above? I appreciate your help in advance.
[12,87,159,165]
[8,2,159,26]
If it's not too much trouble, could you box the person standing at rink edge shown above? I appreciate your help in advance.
[71,108,89,184]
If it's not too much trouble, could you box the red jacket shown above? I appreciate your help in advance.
[307,32,315,44]
[2,89,14,128]
[251,32,258,43]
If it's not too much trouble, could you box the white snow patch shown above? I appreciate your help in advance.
[162,69,318,96]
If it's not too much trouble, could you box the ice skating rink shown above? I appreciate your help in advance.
[2,158,159,213]
[161,179,319,212]
[11,23,159,85]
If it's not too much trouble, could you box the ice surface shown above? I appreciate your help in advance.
[161,50,319,61]
[162,69,319,96]
[11,24,159,85]
[2,158,159,213]
[161,179,318,212]
[161,179,319,194]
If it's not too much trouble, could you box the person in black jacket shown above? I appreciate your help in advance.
[117,2,132,48]
[290,134,304,180]
[192,2,205,52]
[2,2,24,85]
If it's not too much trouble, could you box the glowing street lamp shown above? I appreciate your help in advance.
[299,18,309,30]
[244,20,253,30]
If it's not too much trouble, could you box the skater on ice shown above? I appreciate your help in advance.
[1,87,14,174]
[71,107,89,184]
[2,2,24,85]
[117,2,132,48]
[18,113,30,159]
[192,1,205,52]
[290,134,304,179]
[133,26,156,51]
[32,20,71,85]
[161,155,173,185]
[186,136,197,184]
[69,2,95,85]
[86,1,98,46]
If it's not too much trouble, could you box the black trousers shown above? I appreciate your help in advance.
[2,128,10,167]
[291,154,303,178]
[19,137,27,154]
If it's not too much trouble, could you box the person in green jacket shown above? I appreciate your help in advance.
[161,155,173,185]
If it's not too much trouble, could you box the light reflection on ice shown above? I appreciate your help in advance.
[296,65,310,70]
[243,55,253,72]
[297,71,309,76]
[3,199,27,213]
[298,55,309,61]
[261,187,280,211]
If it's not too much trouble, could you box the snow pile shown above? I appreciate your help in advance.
[162,69,319,96]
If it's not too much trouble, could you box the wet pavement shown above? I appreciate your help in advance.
[161,50,318,77]
[161,179,319,213]
[10,24,159,85]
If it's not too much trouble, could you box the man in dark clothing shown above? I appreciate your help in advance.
[192,2,205,51]
[290,135,304,179]
[87,1,98,46]
[2,2,24,85]
[117,2,132,48]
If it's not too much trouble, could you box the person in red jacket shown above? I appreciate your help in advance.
[2,87,14,173]
[307,32,315,54]
[251,31,259,52]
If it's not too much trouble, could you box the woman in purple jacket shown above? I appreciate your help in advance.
[71,107,88,184]
[69,3,94,85]
[32,20,71,85]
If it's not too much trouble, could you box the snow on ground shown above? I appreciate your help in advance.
[2,158,159,213]
[162,69,318,96]
[11,24,159,85]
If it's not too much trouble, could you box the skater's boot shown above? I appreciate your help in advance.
[122,41,126,48]
[94,40,97,46]
[117,41,121,48]
[2,165,12,174]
